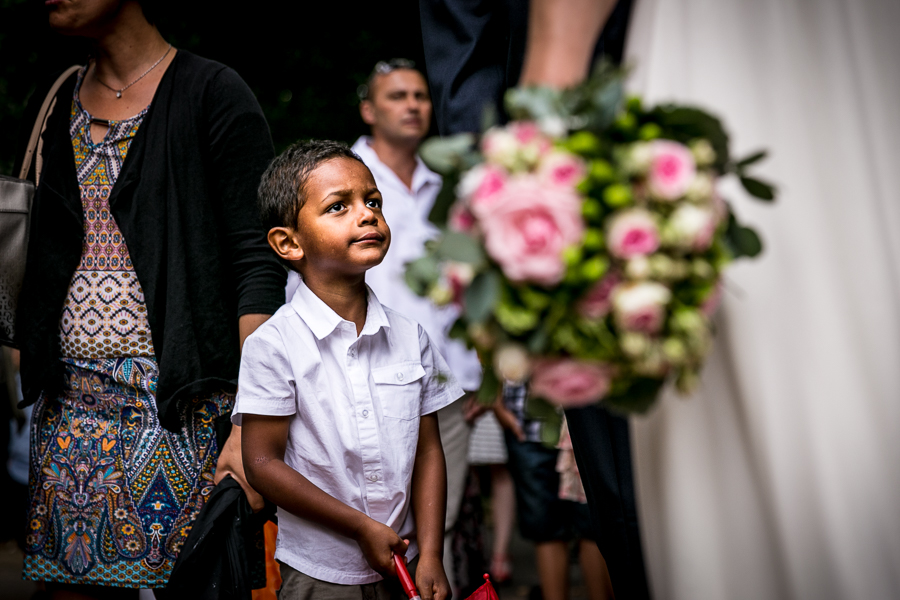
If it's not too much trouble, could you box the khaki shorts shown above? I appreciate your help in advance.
[277,556,418,600]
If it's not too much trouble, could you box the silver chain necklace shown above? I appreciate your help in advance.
[94,44,172,99]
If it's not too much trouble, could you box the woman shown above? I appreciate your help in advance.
[13,1,285,597]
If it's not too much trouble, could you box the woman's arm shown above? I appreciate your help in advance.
[519,0,618,88]
[241,413,409,577]
[411,413,450,600]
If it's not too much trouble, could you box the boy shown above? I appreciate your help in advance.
[235,140,460,600]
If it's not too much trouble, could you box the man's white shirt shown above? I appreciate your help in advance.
[351,136,482,391]
[232,278,463,584]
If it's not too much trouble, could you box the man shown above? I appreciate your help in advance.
[351,59,483,596]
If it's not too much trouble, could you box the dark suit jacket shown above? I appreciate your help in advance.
[14,51,286,432]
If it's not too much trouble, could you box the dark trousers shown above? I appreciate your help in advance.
[565,405,650,599]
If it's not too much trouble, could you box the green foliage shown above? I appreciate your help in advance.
[739,176,776,201]
[649,105,732,173]
[463,270,501,323]
[434,230,485,265]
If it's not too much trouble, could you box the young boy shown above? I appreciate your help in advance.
[234,140,460,600]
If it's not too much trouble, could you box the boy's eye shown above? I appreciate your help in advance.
[366,198,382,209]
[326,202,345,213]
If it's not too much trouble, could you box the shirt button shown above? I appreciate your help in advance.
[396,372,404,382]
[362,409,369,418]
[368,474,378,482]
[349,348,356,358]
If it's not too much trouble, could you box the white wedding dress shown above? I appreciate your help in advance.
[624,0,900,598]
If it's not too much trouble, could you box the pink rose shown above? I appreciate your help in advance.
[611,281,672,334]
[481,176,585,286]
[538,151,587,189]
[577,272,620,319]
[647,140,696,200]
[448,203,477,233]
[530,358,613,408]
[465,165,508,217]
[482,122,552,170]
[606,209,660,259]
[444,261,476,307]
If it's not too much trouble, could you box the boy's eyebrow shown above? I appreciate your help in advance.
[322,187,381,201]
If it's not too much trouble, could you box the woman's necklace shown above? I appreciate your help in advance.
[94,44,173,99]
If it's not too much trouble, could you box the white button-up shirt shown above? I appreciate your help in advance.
[233,278,463,584]
[352,136,483,391]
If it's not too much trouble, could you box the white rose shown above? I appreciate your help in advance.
[481,128,520,171]
[689,139,716,167]
[625,256,651,280]
[666,204,717,252]
[622,142,653,175]
[611,281,672,334]
[493,344,532,383]
[686,172,715,202]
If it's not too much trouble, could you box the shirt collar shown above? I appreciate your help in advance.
[352,136,442,195]
[289,275,390,340]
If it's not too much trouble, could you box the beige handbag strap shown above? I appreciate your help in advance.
[18,65,82,184]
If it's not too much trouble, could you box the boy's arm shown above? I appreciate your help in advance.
[241,413,408,576]
[411,413,450,600]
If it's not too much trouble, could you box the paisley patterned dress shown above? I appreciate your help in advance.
[23,68,233,588]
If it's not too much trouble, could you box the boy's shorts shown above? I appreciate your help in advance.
[504,432,598,543]
[277,555,418,600]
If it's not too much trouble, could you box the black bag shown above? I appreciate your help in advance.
[166,475,273,599]
[0,65,80,346]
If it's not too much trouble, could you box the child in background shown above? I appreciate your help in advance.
[235,140,461,600]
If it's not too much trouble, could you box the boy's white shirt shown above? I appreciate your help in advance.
[232,277,464,585]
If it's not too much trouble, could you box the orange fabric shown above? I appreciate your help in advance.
[252,521,282,600]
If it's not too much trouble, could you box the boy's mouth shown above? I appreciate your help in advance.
[352,232,385,244]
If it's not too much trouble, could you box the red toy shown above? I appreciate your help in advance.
[392,555,499,600]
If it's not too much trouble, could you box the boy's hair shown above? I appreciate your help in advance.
[258,140,366,231]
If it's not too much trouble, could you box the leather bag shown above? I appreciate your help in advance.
[0,65,80,346]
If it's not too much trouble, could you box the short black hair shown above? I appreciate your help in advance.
[257,140,366,231]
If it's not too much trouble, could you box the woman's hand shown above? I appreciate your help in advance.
[415,552,451,600]
[214,424,265,511]
[462,393,489,424]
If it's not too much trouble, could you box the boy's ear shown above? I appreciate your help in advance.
[267,227,305,263]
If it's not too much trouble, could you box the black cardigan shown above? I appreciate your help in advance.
[14,51,286,431]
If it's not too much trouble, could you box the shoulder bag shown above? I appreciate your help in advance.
[0,65,80,347]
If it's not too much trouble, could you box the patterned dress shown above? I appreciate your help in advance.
[23,68,233,588]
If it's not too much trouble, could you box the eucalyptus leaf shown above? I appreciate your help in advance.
[477,367,501,406]
[505,86,565,121]
[435,231,485,265]
[428,172,460,227]
[732,226,763,257]
[526,395,559,420]
[540,410,563,448]
[418,134,476,175]
[739,176,776,201]
[464,270,501,323]
[736,150,768,168]
[404,255,441,295]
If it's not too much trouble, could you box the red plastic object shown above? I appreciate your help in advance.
[393,554,421,600]
[464,574,500,600]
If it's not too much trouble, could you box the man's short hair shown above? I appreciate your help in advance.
[257,140,365,231]
[356,58,420,101]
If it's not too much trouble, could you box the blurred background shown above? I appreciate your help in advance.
[0,0,432,175]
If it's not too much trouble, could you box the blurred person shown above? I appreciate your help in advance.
[464,400,516,584]
[495,385,614,600]
[11,1,285,597]
[352,58,484,596]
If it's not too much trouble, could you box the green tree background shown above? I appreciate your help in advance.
[0,0,430,175]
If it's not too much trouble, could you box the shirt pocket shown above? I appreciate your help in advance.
[372,362,426,421]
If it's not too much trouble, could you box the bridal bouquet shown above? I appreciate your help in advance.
[407,66,773,420]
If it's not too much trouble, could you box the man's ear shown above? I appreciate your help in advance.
[267,227,305,263]
[360,100,376,126]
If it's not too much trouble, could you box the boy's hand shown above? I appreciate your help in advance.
[415,552,451,600]
[354,518,408,577]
